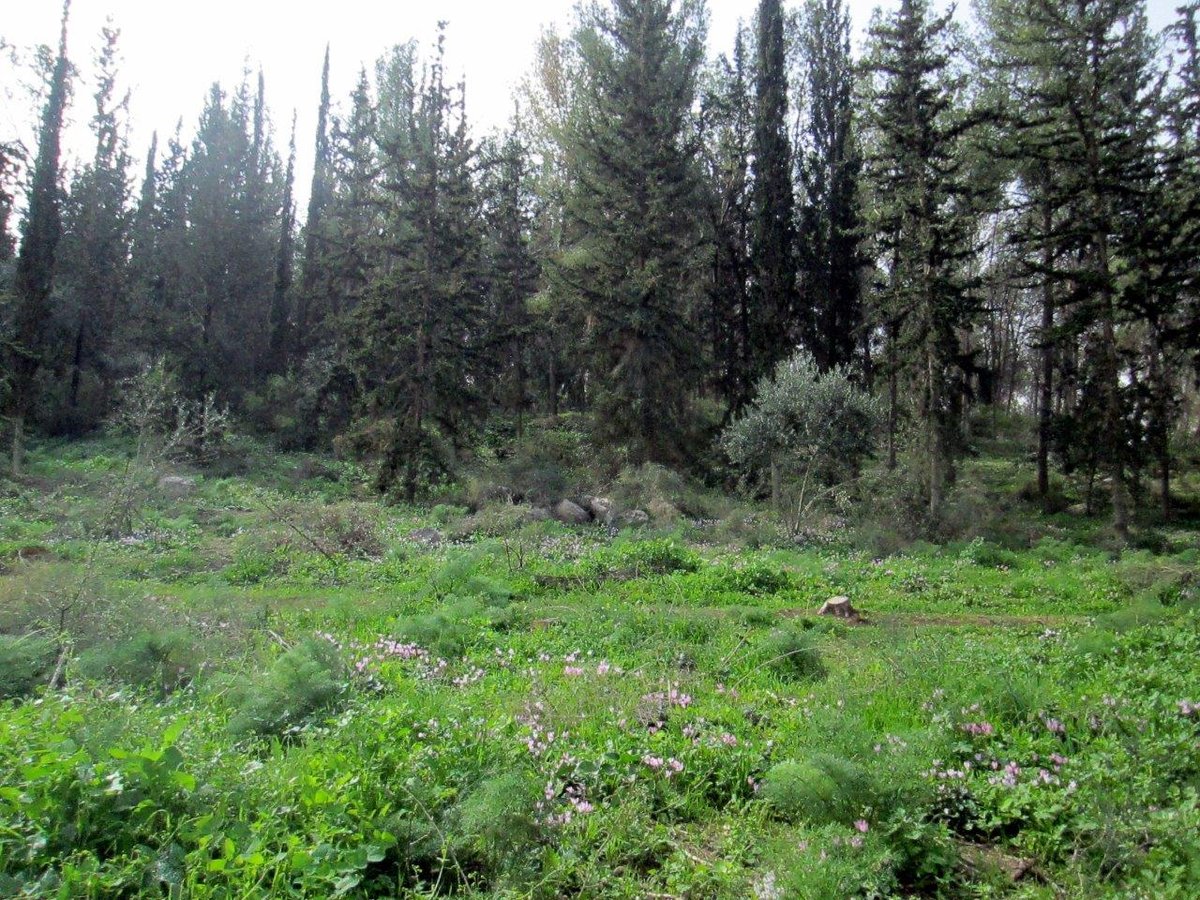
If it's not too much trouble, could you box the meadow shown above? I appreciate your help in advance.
[1,434,1198,898]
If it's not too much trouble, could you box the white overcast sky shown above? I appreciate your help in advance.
[0,0,1181,208]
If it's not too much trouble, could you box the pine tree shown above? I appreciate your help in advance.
[553,0,707,464]
[6,2,71,474]
[349,30,487,499]
[170,78,281,401]
[980,0,1165,534]
[796,0,864,373]
[748,0,798,382]
[862,0,981,515]
[483,116,540,437]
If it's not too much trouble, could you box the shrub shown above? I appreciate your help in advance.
[228,638,349,739]
[76,629,200,695]
[760,627,827,682]
[457,772,542,874]
[302,503,383,558]
[0,633,56,699]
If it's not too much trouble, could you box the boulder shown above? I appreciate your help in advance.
[552,499,592,525]
[583,495,616,524]
[523,506,552,523]
[646,498,681,522]
[818,595,860,620]
[620,509,651,528]
[407,527,444,547]
[157,475,197,499]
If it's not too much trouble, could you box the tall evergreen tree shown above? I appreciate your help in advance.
[796,0,864,373]
[699,26,754,409]
[349,31,486,499]
[483,116,540,436]
[553,0,707,464]
[863,0,981,514]
[295,45,333,355]
[748,0,798,382]
[267,116,297,373]
[6,2,71,474]
[55,23,132,427]
[980,0,1165,534]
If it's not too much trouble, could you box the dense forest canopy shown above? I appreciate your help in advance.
[2,0,1198,529]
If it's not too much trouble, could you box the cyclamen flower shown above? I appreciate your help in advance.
[643,755,664,770]
[854,819,869,833]
[596,661,612,676]
[1178,700,1197,717]
[564,665,584,677]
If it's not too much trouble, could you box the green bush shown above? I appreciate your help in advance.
[76,629,200,695]
[457,771,542,874]
[228,638,349,739]
[760,755,874,824]
[0,633,56,699]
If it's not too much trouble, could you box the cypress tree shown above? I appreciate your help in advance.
[267,116,297,373]
[483,116,540,437]
[56,24,132,426]
[748,0,798,382]
[700,26,754,410]
[796,0,864,373]
[295,45,333,354]
[7,1,71,474]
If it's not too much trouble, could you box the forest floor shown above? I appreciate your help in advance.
[1,435,1199,897]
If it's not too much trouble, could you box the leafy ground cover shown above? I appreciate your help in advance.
[0,438,1198,897]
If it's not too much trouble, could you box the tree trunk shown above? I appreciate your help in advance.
[1037,198,1054,504]
[887,322,898,471]
[928,346,944,517]
[10,412,24,478]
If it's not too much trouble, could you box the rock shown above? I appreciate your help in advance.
[407,527,444,547]
[620,509,651,528]
[157,475,197,499]
[583,495,616,524]
[818,596,860,620]
[646,498,681,522]
[552,499,592,525]
[523,506,552,523]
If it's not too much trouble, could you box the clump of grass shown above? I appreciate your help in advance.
[584,538,700,579]
[760,626,827,681]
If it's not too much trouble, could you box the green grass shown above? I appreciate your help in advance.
[0,437,1198,897]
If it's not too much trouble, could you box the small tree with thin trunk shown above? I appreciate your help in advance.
[722,350,879,534]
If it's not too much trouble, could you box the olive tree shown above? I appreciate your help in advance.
[722,350,879,531]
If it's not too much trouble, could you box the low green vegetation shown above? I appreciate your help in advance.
[0,433,1198,898]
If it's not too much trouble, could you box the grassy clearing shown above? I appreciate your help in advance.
[0,438,1198,897]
